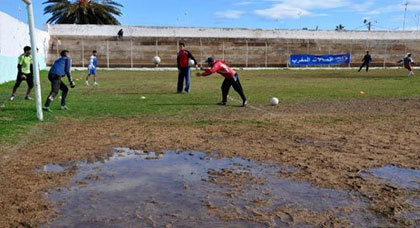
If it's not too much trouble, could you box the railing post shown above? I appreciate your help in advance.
[81,39,85,68]
[106,40,110,69]
[130,39,133,68]
[265,41,268,68]
[246,40,249,68]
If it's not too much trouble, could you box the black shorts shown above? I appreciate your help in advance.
[14,73,34,89]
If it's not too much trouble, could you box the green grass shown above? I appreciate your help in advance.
[1,68,420,144]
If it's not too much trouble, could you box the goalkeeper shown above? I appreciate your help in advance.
[43,50,75,112]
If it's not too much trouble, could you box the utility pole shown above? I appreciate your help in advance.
[403,0,408,31]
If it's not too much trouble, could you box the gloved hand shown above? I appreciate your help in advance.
[70,81,76,88]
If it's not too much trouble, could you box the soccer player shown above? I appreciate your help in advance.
[398,53,415,77]
[196,57,248,107]
[86,50,98,86]
[358,51,372,72]
[43,50,75,112]
[10,46,33,101]
[177,42,198,93]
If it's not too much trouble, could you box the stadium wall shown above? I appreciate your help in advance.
[47,24,420,68]
[0,11,49,84]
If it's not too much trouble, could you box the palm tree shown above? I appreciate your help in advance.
[43,0,123,25]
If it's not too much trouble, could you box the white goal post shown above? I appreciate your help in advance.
[22,0,43,121]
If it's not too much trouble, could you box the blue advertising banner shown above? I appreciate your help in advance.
[290,53,351,66]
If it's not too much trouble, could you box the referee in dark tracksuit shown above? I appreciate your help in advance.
[358,51,372,72]
[43,50,75,112]
[177,42,197,93]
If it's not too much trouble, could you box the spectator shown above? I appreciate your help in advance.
[117,29,124,40]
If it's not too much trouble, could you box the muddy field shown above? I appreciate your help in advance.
[0,97,419,227]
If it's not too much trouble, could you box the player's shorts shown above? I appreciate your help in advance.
[14,73,34,89]
[89,68,96,75]
[405,65,412,71]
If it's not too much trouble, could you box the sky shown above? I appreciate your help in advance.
[1,0,419,31]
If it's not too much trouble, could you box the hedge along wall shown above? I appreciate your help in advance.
[0,11,49,84]
[47,24,420,68]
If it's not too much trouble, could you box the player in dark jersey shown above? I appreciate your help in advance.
[177,43,197,93]
[358,51,372,72]
[43,50,75,112]
[398,53,415,77]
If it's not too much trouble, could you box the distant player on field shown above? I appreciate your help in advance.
[177,42,198,93]
[358,51,372,72]
[86,50,98,86]
[10,46,33,101]
[196,57,248,107]
[398,53,415,77]
[43,50,75,112]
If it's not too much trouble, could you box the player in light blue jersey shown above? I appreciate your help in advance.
[86,50,98,86]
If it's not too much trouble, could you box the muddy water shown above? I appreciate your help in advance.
[368,165,420,189]
[42,149,394,227]
[364,165,420,223]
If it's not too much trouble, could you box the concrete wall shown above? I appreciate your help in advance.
[47,25,420,68]
[48,24,420,40]
[0,11,49,84]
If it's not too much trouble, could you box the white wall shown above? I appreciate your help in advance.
[48,24,420,40]
[0,11,50,84]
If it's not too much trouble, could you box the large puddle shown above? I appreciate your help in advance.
[368,165,420,189]
[363,165,420,223]
[41,149,406,227]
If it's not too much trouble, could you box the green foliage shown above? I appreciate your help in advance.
[43,0,123,25]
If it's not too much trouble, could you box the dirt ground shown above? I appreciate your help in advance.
[1,98,420,227]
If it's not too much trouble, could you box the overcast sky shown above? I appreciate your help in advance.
[1,0,419,31]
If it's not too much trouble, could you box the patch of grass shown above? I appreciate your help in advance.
[1,69,419,145]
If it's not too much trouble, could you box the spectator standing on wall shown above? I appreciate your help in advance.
[117,29,124,40]
[10,46,34,101]
[176,42,198,93]
[358,51,372,72]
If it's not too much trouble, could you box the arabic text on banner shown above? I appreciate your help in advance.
[290,53,351,66]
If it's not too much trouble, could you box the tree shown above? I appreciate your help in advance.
[335,24,345,31]
[43,0,123,25]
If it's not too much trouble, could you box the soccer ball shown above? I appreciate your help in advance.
[188,59,196,67]
[152,56,161,65]
[270,97,279,106]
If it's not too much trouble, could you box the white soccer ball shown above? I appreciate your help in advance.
[152,56,161,65]
[270,97,279,106]
[188,59,196,67]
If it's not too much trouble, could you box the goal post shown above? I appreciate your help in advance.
[22,0,43,121]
